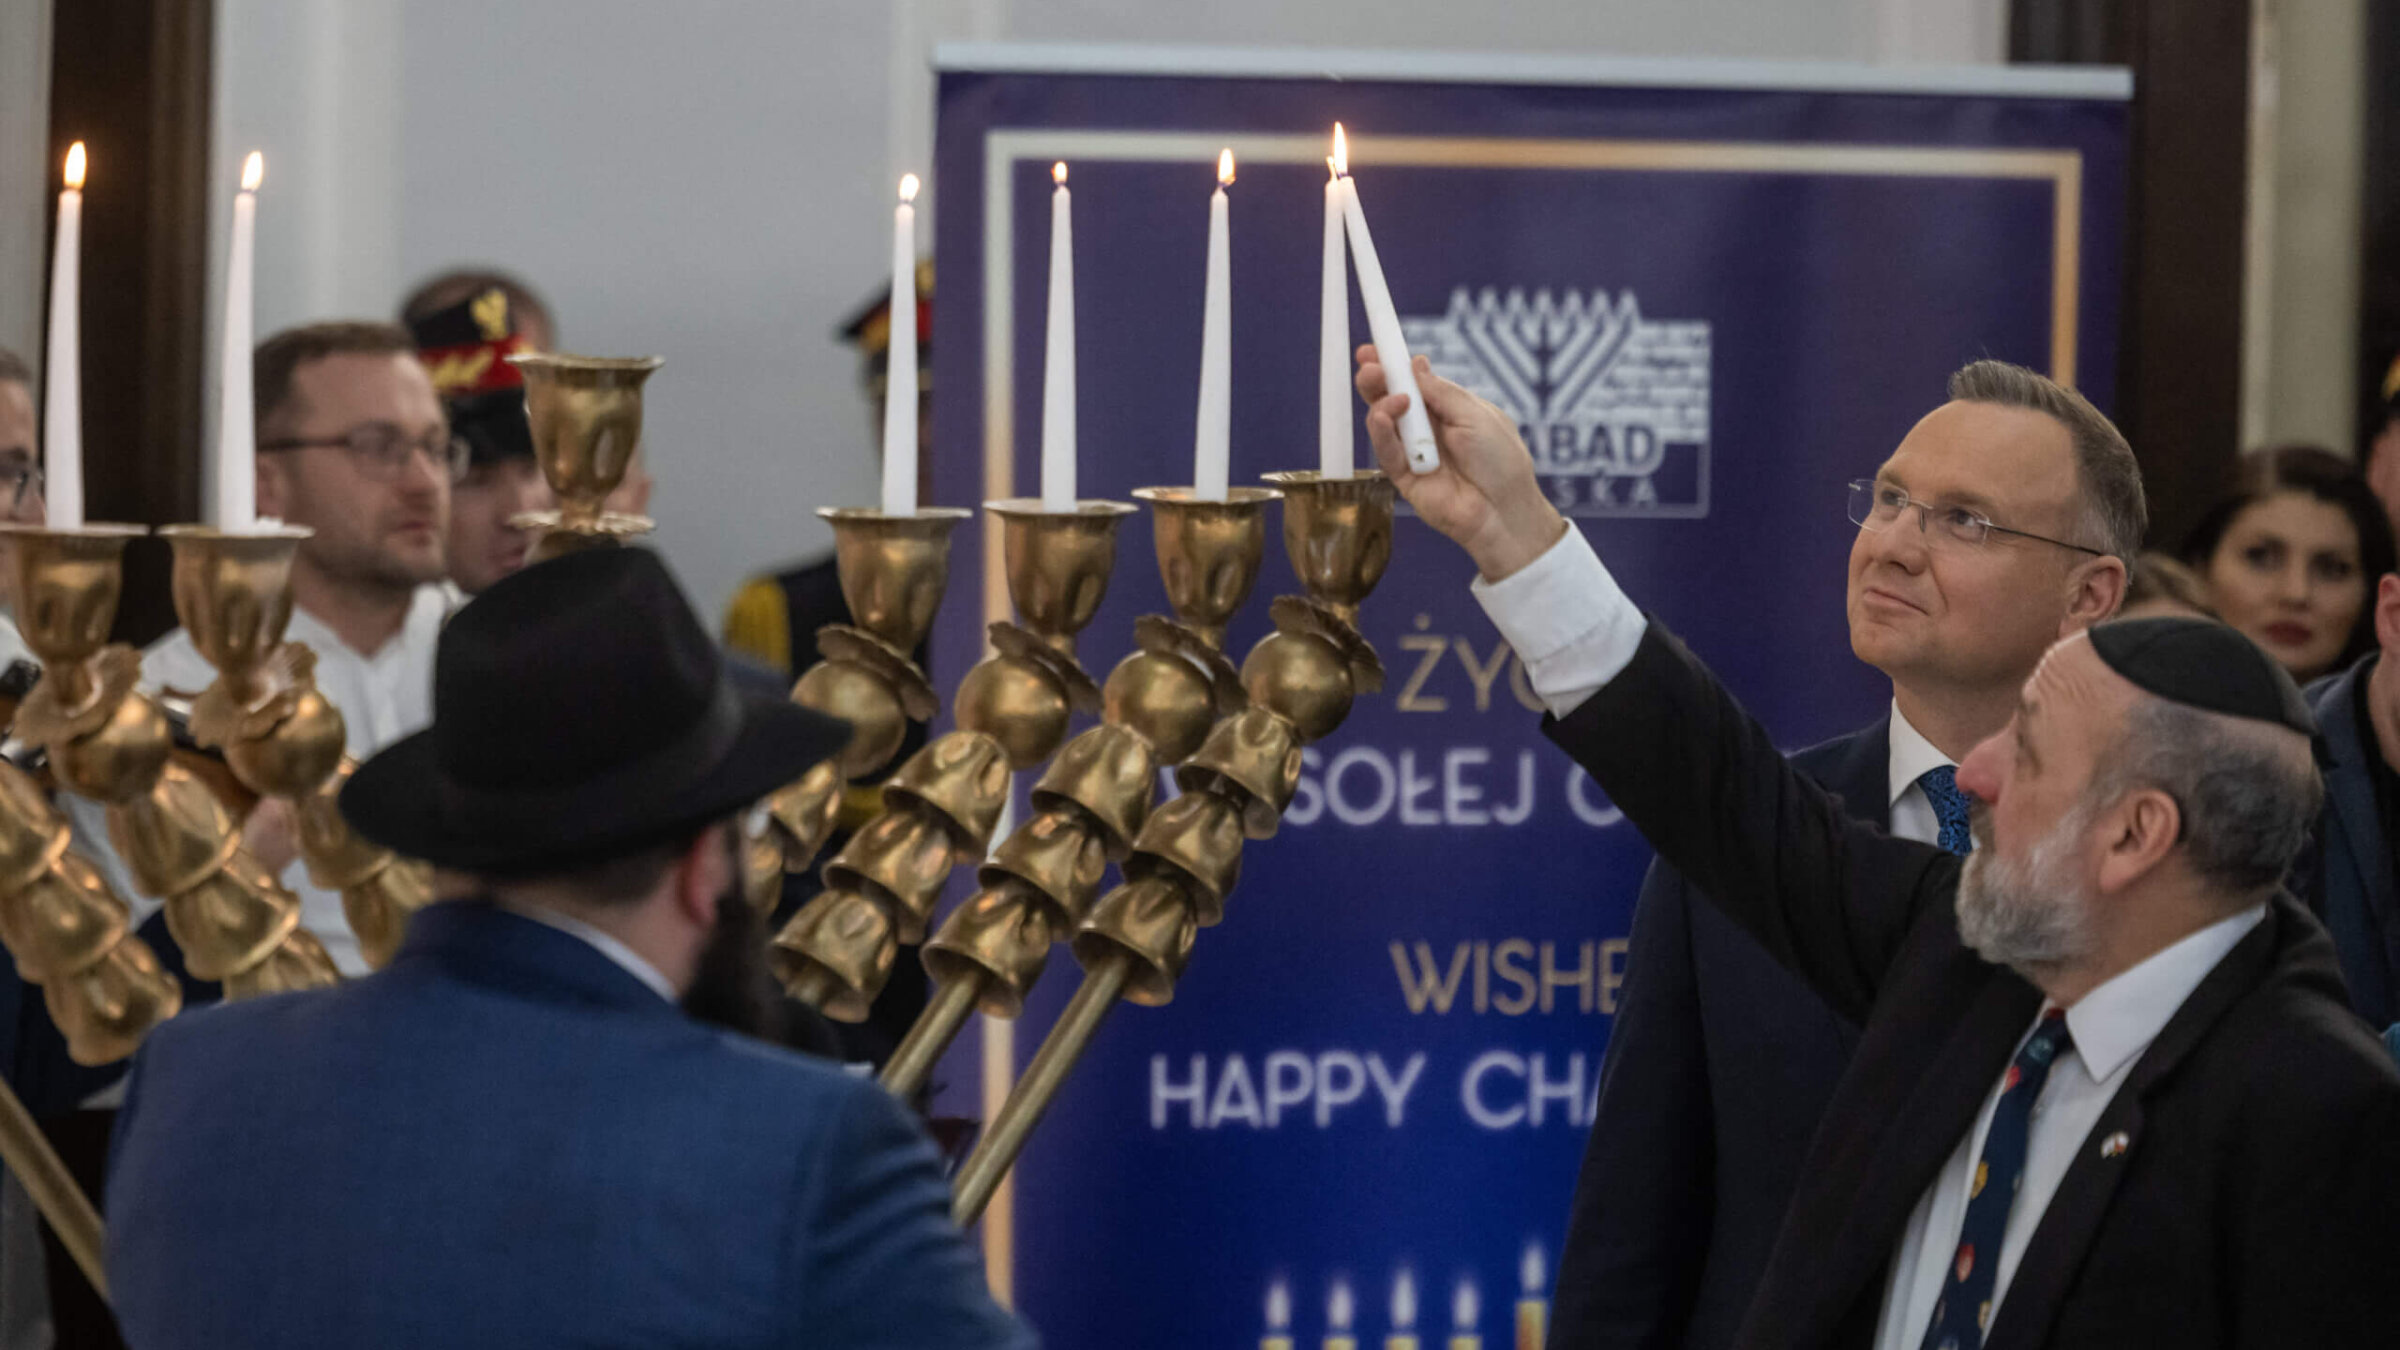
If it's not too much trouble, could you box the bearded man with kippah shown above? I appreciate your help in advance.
[1357,346,2400,1349]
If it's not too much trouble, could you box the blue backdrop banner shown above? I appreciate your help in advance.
[927,48,2127,1350]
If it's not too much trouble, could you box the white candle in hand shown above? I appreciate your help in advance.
[1337,146,1439,476]
[882,173,921,516]
[216,151,264,529]
[1193,149,1234,501]
[1320,133,1353,480]
[1040,161,1077,511]
[43,143,85,528]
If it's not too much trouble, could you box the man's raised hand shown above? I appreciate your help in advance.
[1354,345,1565,583]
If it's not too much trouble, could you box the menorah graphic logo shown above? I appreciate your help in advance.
[1402,288,1710,518]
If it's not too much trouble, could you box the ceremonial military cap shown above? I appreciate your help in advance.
[405,287,535,467]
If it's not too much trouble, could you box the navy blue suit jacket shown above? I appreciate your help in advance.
[2308,654,2397,1030]
[1549,719,1885,1350]
[105,900,1032,1350]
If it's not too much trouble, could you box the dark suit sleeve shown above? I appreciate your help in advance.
[2228,1039,2400,1345]
[1547,858,1712,1350]
[1543,623,1953,1024]
[795,1081,1036,1349]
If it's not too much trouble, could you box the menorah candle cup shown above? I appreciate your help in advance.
[0,524,146,713]
[1132,485,1278,649]
[1261,470,1394,627]
[820,506,971,653]
[987,499,1138,657]
[507,353,664,549]
[157,525,310,713]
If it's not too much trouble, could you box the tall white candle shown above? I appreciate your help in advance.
[1040,161,1076,510]
[881,173,921,516]
[43,143,85,528]
[216,151,264,529]
[1192,149,1234,501]
[1338,156,1440,476]
[1320,128,1353,480]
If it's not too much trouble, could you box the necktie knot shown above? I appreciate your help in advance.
[1917,765,1973,855]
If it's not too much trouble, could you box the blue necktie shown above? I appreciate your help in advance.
[1918,765,1973,855]
[1917,1010,2073,1350]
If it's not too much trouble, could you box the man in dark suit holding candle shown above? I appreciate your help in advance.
[1547,360,2140,1350]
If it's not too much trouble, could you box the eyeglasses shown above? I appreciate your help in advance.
[0,463,41,510]
[258,424,471,485]
[1846,480,2102,556]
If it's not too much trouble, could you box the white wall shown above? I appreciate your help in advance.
[210,0,2005,621]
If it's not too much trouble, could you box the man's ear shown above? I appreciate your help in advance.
[2094,786,2178,896]
[2374,573,2400,658]
[2063,555,2129,632]
[672,823,728,929]
[255,450,292,519]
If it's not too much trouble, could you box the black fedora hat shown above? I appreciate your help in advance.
[342,546,848,873]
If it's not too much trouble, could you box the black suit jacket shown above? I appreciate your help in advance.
[1548,622,2400,1349]
[1552,722,1882,1350]
[2308,654,2397,1029]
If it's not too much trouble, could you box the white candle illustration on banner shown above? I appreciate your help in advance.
[1262,1279,1295,1350]
[1448,1280,1482,1350]
[882,172,921,516]
[1513,1245,1547,1350]
[1334,127,1440,476]
[1320,127,1353,480]
[1385,1269,1420,1350]
[217,150,265,529]
[1324,1278,1357,1350]
[1192,148,1234,501]
[43,142,86,528]
[1040,161,1077,510]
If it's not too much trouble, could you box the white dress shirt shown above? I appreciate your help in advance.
[1474,523,2271,1347]
[495,900,678,1003]
[142,584,449,974]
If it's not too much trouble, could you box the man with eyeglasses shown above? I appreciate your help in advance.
[1547,360,2139,1350]
[145,321,458,976]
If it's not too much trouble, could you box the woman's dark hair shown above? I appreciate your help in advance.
[2180,443,2398,669]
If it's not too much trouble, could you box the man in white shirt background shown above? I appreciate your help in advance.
[1555,361,2140,1350]
[145,321,454,975]
[1359,346,2400,1347]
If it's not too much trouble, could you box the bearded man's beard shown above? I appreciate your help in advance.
[680,858,777,1039]
[1954,799,2101,978]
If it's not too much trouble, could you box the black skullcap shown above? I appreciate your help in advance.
[2088,616,2316,738]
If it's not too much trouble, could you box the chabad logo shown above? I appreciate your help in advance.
[1403,289,1710,517]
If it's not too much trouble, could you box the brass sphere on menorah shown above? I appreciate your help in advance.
[769,498,1136,1023]
[876,485,1273,1102]
[947,470,1394,1225]
[158,524,431,970]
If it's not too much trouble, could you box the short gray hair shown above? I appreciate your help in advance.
[2092,696,2321,904]
[1948,359,2147,565]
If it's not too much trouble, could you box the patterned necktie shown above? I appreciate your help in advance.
[1918,765,1974,855]
[1917,1010,2074,1350]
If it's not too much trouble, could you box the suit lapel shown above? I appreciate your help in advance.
[1979,902,2285,1350]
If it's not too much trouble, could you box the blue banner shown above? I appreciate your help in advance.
[928,50,2126,1350]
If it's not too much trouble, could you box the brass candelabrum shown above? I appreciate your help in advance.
[157,526,430,969]
[769,499,1138,1022]
[876,485,1273,1101]
[508,352,665,562]
[947,470,1393,1224]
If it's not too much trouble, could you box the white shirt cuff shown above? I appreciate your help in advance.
[1469,523,1647,719]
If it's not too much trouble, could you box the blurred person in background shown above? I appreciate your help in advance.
[403,283,552,598]
[2182,444,2396,683]
[2364,351,2400,536]
[2306,568,2400,1037]
[2119,551,2215,621]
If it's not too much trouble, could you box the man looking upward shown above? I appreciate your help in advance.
[146,322,455,973]
[1558,362,2138,1349]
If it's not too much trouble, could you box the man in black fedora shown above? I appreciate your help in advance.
[102,546,1033,1349]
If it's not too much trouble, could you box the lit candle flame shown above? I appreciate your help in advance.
[1053,161,1068,186]
[1331,123,1349,177]
[1519,1244,1544,1297]
[1267,1281,1291,1331]
[1453,1281,1479,1330]
[63,142,86,190]
[1329,1279,1355,1331]
[1218,147,1236,186]
[899,172,920,204]
[1390,1270,1417,1330]
[241,151,264,192]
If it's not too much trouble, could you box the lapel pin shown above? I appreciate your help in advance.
[2100,1131,2130,1159]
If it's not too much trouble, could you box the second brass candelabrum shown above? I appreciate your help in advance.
[769,499,1139,1020]
[945,470,1393,1224]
